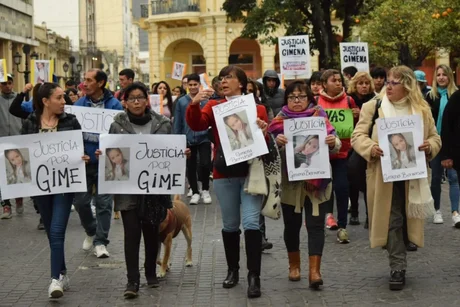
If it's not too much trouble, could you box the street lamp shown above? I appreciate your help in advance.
[63,62,69,80]
[13,45,39,100]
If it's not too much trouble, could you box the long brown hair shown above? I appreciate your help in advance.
[106,148,128,179]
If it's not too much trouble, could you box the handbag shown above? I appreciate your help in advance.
[244,157,268,195]
[260,133,282,220]
[348,99,381,192]
[137,194,171,225]
[213,143,249,177]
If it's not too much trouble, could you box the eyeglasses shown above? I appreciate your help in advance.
[127,96,147,103]
[385,81,402,87]
[287,95,308,102]
[218,74,234,82]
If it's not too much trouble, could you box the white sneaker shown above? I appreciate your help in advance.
[48,279,63,298]
[94,245,110,258]
[452,214,460,228]
[190,193,200,205]
[201,190,212,204]
[433,210,444,224]
[187,189,193,197]
[59,274,70,291]
[82,235,95,251]
[70,205,75,212]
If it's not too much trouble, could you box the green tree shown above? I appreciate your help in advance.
[357,0,460,67]
[222,0,376,69]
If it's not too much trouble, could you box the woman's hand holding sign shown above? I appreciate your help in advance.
[275,134,288,147]
[371,145,384,158]
[256,118,268,136]
[82,155,90,164]
[418,140,431,156]
[352,108,360,118]
[325,135,336,149]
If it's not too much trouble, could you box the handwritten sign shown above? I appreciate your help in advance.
[284,117,330,181]
[325,109,353,139]
[64,105,123,134]
[149,94,164,114]
[172,62,187,81]
[340,42,369,72]
[199,73,211,90]
[278,35,311,79]
[31,60,54,84]
[377,115,427,182]
[212,94,268,166]
[98,134,187,194]
[0,59,7,83]
[0,130,87,199]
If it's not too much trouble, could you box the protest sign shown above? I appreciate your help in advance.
[278,35,311,79]
[284,117,330,181]
[0,130,87,199]
[212,94,268,166]
[199,73,211,90]
[171,62,187,81]
[31,60,54,84]
[340,42,369,72]
[64,105,123,134]
[377,115,427,182]
[325,109,354,139]
[98,134,187,194]
[149,94,164,114]
[0,59,7,83]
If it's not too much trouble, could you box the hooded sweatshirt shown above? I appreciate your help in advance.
[0,91,22,137]
[317,89,357,159]
[263,70,285,116]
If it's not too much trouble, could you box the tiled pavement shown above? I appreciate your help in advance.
[1,186,460,307]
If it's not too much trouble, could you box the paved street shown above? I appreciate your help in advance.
[1,186,460,307]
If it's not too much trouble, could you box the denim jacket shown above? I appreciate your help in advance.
[173,94,209,146]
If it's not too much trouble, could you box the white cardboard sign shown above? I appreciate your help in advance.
[278,35,311,79]
[340,42,370,72]
[171,62,187,81]
[64,105,123,134]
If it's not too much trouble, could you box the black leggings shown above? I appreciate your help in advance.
[121,209,159,283]
[187,142,211,194]
[349,183,368,218]
[282,198,327,256]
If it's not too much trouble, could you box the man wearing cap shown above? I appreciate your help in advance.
[414,70,431,97]
[0,74,24,219]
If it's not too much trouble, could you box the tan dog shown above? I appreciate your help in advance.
[157,195,193,278]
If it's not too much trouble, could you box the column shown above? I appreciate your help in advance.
[261,43,276,73]
[203,16,216,77]
[215,15,228,74]
[148,23,161,83]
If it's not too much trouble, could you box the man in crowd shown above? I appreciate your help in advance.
[263,70,285,115]
[65,79,77,90]
[73,69,123,258]
[370,66,387,94]
[181,75,189,93]
[414,70,431,97]
[343,66,358,82]
[0,74,25,220]
[115,69,135,100]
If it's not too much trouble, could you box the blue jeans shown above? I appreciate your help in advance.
[327,159,349,229]
[35,193,74,279]
[213,177,262,232]
[74,164,113,246]
[430,155,460,212]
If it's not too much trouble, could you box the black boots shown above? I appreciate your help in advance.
[389,270,406,290]
[245,230,262,298]
[222,230,240,288]
[124,281,139,299]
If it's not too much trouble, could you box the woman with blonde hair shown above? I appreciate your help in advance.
[352,65,441,290]
[426,64,459,225]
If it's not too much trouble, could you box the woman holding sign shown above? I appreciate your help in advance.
[21,83,90,299]
[268,81,340,288]
[186,65,268,298]
[352,66,440,290]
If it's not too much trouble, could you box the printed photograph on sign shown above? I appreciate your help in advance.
[171,62,186,81]
[293,135,320,169]
[0,59,6,83]
[32,60,52,84]
[4,148,32,185]
[223,111,254,151]
[149,94,164,115]
[105,148,130,181]
[388,133,416,170]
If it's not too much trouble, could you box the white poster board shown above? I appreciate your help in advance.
[0,59,7,83]
[199,73,211,89]
[0,130,87,199]
[340,42,370,72]
[212,94,268,166]
[377,115,427,182]
[284,117,330,181]
[171,62,187,81]
[64,105,123,134]
[31,60,53,84]
[278,35,311,79]
[149,94,164,114]
[98,134,187,195]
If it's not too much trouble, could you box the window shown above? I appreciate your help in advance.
[191,55,206,74]
[229,54,253,65]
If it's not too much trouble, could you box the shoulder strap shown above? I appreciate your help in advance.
[368,99,382,137]
[346,95,352,109]
[314,96,319,104]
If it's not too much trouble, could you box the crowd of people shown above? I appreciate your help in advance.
[0,61,459,300]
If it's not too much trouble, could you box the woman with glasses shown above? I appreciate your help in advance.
[268,81,340,288]
[352,66,440,290]
[186,65,269,298]
[426,65,459,226]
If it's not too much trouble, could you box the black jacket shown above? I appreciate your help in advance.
[350,93,375,109]
[21,112,81,135]
[440,90,460,167]
[426,92,450,126]
[10,92,74,120]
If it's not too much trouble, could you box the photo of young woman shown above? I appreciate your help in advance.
[105,148,130,181]
[293,135,320,169]
[223,111,254,151]
[388,133,416,170]
[4,149,32,185]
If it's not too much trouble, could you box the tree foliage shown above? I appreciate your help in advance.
[222,0,374,69]
[357,0,460,67]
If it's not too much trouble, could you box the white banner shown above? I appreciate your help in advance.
[171,62,186,81]
[340,42,370,72]
[149,94,164,114]
[64,105,123,134]
[284,117,330,181]
[278,35,311,79]
[377,115,427,182]
[0,130,87,199]
[98,134,187,194]
[212,94,268,166]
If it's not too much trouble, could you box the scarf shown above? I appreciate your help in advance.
[268,104,336,199]
[127,110,152,126]
[436,88,448,134]
[381,94,434,219]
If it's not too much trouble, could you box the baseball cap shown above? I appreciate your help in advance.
[414,70,427,83]
[1,74,13,84]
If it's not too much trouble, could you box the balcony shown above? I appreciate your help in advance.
[140,0,201,27]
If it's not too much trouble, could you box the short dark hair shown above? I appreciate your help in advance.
[65,79,77,87]
[284,81,314,106]
[370,66,387,80]
[308,71,323,86]
[343,66,358,78]
[211,76,220,87]
[88,69,108,89]
[124,82,149,100]
[187,73,200,84]
[218,65,248,94]
[65,88,78,96]
[119,69,135,80]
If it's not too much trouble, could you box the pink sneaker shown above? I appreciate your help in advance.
[326,215,338,230]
